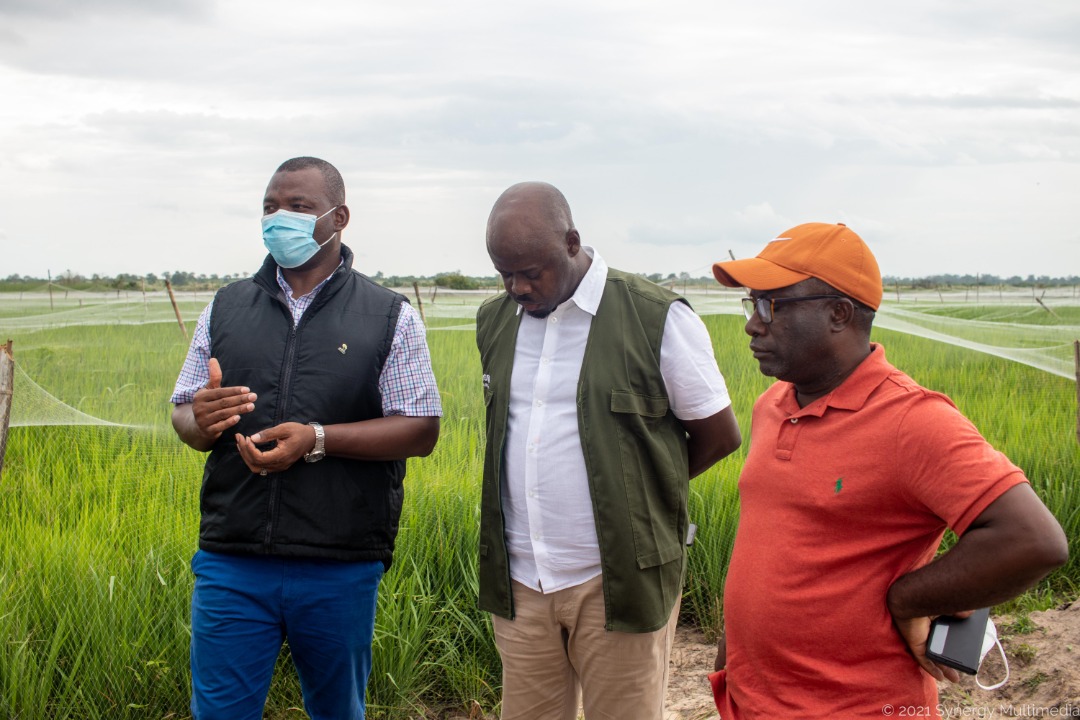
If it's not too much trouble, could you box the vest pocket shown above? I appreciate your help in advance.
[610,390,684,570]
[610,390,668,417]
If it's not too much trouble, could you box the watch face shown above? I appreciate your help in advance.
[305,450,326,463]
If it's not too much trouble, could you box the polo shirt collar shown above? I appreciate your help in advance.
[779,343,891,417]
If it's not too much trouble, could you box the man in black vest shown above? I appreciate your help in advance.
[476,182,743,720]
[170,157,442,720]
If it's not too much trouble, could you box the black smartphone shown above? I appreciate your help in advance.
[925,607,991,675]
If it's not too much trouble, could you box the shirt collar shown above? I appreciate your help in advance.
[275,258,344,301]
[513,245,608,317]
[778,343,892,417]
[569,246,607,316]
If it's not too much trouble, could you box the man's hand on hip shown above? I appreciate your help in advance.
[890,611,963,683]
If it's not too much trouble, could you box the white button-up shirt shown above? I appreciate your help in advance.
[502,248,732,593]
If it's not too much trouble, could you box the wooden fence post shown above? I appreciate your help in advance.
[0,340,13,478]
[1035,292,1060,319]
[165,279,188,339]
[412,282,426,324]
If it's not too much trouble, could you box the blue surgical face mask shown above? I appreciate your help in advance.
[261,206,338,268]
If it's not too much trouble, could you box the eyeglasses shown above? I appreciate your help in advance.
[741,295,846,324]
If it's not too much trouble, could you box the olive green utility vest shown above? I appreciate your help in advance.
[476,269,691,632]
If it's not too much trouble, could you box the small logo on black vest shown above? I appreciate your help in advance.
[338,343,348,355]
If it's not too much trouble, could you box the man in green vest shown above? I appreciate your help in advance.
[476,181,743,720]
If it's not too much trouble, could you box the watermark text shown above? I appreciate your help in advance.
[880,704,1080,718]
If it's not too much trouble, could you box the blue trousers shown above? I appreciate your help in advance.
[189,550,383,720]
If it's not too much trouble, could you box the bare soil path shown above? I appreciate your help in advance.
[439,599,1080,719]
[663,599,1080,719]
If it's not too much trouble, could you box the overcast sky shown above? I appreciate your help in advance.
[1,0,1078,281]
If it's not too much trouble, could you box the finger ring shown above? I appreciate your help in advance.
[259,469,267,476]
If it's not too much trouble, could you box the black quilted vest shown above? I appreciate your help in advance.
[201,246,406,567]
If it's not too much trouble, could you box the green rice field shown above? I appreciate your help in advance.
[1,288,1077,718]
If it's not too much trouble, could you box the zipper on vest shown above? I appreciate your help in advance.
[263,303,302,549]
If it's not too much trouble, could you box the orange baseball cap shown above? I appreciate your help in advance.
[712,222,882,310]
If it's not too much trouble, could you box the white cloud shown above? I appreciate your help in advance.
[0,0,1077,279]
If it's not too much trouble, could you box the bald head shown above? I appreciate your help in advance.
[485,182,590,318]
[486,182,575,251]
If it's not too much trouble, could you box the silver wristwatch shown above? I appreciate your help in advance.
[304,422,326,463]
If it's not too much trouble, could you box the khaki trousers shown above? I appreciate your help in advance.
[492,576,680,720]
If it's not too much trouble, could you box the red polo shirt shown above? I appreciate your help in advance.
[717,344,1026,719]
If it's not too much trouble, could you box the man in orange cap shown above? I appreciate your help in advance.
[709,223,1068,718]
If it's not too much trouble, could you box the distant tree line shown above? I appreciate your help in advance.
[2,270,1077,294]
[0,270,502,293]
[0,271,248,293]
[881,273,1079,289]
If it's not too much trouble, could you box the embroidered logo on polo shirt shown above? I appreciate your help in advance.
[834,477,844,494]
[338,343,348,355]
